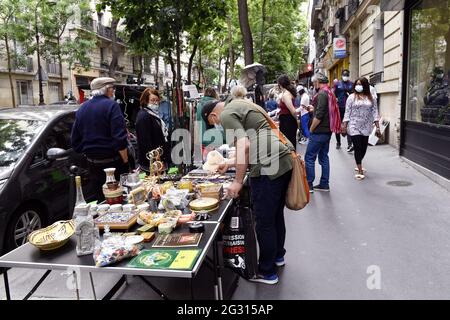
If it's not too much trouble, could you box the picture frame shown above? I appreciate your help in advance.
[129,187,146,205]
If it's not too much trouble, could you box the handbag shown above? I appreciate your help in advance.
[253,105,310,211]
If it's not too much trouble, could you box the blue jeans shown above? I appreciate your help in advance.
[301,113,310,138]
[305,133,332,188]
[250,170,292,276]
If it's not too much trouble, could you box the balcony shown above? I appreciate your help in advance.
[13,57,33,73]
[311,0,324,31]
[348,0,360,18]
[46,62,60,75]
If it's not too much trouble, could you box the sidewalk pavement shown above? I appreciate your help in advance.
[233,142,450,299]
[1,143,449,300]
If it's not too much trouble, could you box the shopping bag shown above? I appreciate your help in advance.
[222,202,257,280]
[285,152,310,210]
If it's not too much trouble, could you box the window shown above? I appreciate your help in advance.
[16,80,33,105]
[406,0,450,126]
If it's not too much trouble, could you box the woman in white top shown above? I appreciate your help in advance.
[342,77,381,180]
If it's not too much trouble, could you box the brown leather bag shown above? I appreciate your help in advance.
[254,105,310,211]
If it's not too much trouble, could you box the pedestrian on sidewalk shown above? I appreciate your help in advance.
[342,77,381,180]
[71,77,130,201]
[305,72,341,193]
[333,69,354,151]
[277,75,299,147]
[135,87,170,173]
[296,84,311,144]
[202,97,294,285]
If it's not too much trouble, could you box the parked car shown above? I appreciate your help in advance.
[0,106,97,254]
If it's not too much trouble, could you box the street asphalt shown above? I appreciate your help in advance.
[1,142,449,300]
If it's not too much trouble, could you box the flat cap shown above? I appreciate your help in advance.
[90,77,116,90]
[312,72,329,84]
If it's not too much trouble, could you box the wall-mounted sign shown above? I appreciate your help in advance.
[333,37,347,59]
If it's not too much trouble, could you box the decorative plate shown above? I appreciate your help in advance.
[189,197,219,211]
[28,220,75,251]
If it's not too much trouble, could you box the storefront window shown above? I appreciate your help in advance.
[407,0,450,126]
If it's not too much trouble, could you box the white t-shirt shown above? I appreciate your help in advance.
[296,93,310,116]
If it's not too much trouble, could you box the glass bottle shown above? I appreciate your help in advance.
[75,207,95,256]
[75,176,86,207]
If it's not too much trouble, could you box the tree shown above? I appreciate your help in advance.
[237,0,254,65]
[0,0,30,107]
[40,0,96,100]
[249,0,308,82]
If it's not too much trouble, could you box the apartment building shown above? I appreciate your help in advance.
[0,1,192,107]
[310,0,450,182]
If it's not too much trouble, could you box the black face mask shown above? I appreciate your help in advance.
[298,89,305,96]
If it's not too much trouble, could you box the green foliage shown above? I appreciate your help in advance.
[40,0,96,71]
[0,0,31,59]
[249,0,308,82]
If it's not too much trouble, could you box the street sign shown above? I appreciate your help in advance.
[333,37,347,59]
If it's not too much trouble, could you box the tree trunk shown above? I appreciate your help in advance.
[260,0,267,62]
[154,53,160,88]
[57,38,64,100]
[167,51,176,87]
[4,35,16,108]
[237,0,254,65]
[137,55,143,85]
[227,15,235,79]
[198,49,202,87]
[176,32,182,90]
[223,53,229,92]
[187,40,199,85]
[218,55,222,92]
[108,17,120,77]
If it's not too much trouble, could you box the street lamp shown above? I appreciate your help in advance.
[35,0,56,105]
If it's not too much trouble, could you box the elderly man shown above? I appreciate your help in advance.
[71,77,129,200]
[305,72,337,193]
[202,94,293,285]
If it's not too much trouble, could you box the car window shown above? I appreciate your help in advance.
[47,113,75,150]
[31,113,75,165]
[0,119,45,168]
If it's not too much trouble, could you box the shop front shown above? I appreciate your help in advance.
[401,0,450,179]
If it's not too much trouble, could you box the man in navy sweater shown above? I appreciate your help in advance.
[71,77,129,200]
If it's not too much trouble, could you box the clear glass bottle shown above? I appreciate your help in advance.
[74,208,95,256]
[75,176,86,206]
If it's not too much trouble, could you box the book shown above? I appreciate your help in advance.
[127,249,201,270]
[152,233,202,248]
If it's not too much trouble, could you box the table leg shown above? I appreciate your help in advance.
[214,239,224,300]
[3,269,11,300]
[102,275,126,300]
[89,272,97,300]
[212,240,219,300]
[73,270,80,300]
[23,270,51,300]
[190,278,195,300]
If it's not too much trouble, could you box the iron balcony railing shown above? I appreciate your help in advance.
[13,57,33,73]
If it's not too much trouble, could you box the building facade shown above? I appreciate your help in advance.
[310,0,450,181]
[0,1,192,108]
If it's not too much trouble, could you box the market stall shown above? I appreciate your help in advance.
[0,147,248,300]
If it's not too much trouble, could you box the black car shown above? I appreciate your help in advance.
[0,106,97,254]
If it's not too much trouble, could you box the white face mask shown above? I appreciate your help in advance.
[214,123,224,132]
[342,76,350,82]
[148,104,159,112]
[355,85,364,93]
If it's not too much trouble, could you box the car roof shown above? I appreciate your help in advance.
[0,105,78,121]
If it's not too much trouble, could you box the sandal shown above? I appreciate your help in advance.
[355,174,365,180]
[354,168,366,173]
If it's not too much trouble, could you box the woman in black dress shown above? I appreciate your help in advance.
[135,88,170,173]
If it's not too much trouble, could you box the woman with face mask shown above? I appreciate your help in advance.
[341,77,381,180]
[135,87,170,173]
